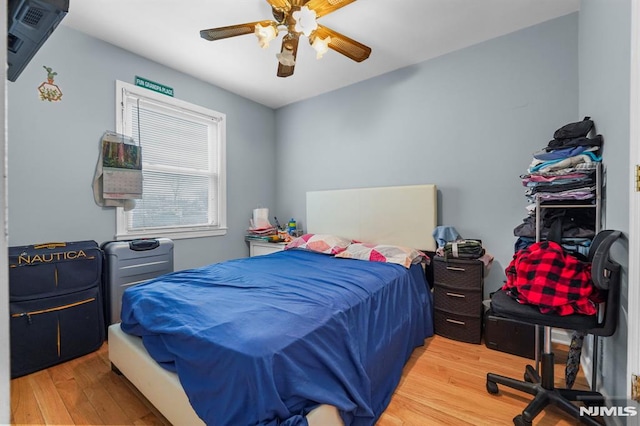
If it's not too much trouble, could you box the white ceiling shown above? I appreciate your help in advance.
[61,0,580,109]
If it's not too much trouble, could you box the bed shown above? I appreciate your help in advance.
[108,184,438,426]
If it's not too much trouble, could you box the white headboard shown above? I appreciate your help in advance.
[306,184,438,252]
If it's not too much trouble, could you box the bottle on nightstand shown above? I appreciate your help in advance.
[288,218,297,235]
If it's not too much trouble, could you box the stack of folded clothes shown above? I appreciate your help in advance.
[443,239,485,260]
[432,226,493,270]
[513,117,602,256]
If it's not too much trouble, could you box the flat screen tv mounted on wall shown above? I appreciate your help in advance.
[7,0,69,82]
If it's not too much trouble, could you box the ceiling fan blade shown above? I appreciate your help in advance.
[313,25,371,62]
[305,0,357,18]
[277,33,300,78]
[265,0,291,12]
[200,20,275,41]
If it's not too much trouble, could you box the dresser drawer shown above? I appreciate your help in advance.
[434,309,482,344]
[249,241,286,257]
[433,258,483,289]
[433,285,483,317]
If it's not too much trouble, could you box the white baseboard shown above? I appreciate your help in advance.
[582,340,593,387]
[551,329,572,346]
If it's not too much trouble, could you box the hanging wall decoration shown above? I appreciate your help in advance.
[38,66,63,102]
[92,131,143,211]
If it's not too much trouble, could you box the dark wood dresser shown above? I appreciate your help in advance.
[432,257,484,344]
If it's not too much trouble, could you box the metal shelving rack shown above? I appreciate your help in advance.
[532,162,602,391]
[534,162,601,241]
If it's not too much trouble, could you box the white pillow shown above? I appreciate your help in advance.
[335,243,427,268]
[284,234,351,255]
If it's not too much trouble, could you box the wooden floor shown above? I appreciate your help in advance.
[10,334,590,425]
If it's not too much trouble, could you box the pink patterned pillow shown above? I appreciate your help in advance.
[284,234,351,255]
[335,243,427,268]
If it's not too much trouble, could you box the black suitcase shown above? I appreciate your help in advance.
[484,309,543,360]
[9,241,105,378]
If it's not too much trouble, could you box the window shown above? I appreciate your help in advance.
[115,80,226,240]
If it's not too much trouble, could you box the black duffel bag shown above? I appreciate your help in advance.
[553,116,594,140]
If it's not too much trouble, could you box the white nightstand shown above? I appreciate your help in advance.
[249,240,287,257]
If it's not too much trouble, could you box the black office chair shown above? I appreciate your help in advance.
[486,230,622,426]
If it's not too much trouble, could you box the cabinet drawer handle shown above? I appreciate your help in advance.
[446,318,466,325]
[446,292,465,298]
[446,266,466,272]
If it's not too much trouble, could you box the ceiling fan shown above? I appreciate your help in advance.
[199,0,371,78]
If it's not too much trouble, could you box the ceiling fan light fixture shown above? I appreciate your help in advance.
[255,23,278,48]
[311,35,331,59]
[200,0,371,78]
[292,6,318,37]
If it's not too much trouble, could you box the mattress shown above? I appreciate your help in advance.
[120,249,434,425]
[108,323,206,426]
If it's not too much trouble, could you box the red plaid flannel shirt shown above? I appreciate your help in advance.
[502,241,603,316]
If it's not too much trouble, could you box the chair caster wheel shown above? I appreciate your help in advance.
[486,380,499,394]
[524,365,538,383]
[513,414,532,426]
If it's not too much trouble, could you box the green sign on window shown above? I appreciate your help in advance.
[135,76,174,97]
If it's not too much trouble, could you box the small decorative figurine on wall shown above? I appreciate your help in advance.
[38,66,63,102]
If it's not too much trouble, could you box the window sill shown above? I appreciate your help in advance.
[115,227,227,241]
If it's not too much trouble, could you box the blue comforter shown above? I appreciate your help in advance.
[120,249,434,425]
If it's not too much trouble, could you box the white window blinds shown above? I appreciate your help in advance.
[115,80,226,239]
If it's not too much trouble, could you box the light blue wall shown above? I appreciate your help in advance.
[579,0,631,402]
[7,26,278,270]
[274,13,580,295]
